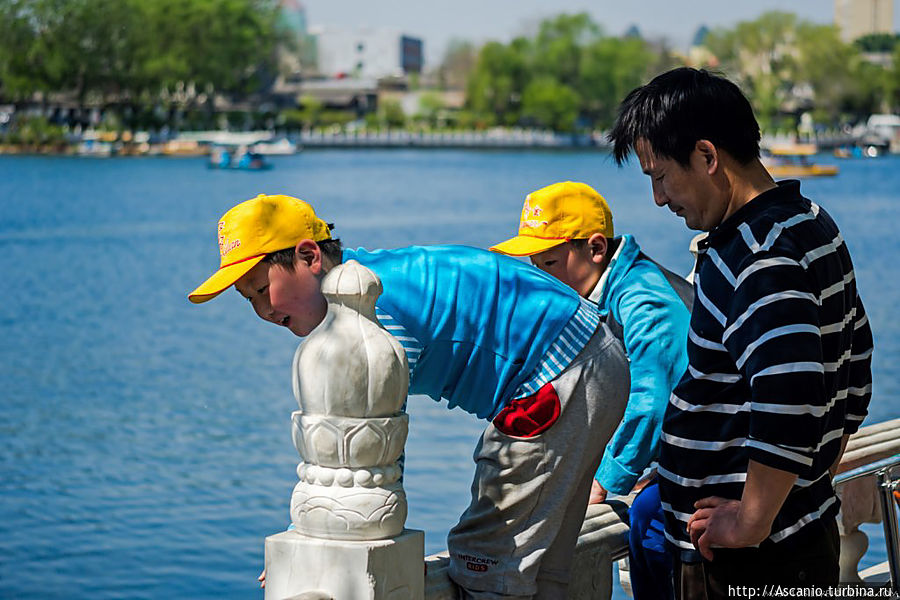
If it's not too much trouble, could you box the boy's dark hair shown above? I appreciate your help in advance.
[608,67,761,167]
[263,225,343,269]
[569,238,588,250]
[569,236,618,254]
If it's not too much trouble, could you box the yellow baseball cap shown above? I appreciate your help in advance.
[490,181,614,256]
[188,194,331,304]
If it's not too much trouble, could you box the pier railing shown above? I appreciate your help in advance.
[833,420,900,589]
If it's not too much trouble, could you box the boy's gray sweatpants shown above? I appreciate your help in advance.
[447,323,630,599]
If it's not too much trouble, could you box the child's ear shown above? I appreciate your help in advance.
[587,233,608,265]
[294,239,323,272]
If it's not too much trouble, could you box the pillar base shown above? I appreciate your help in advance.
[264,529,425,600]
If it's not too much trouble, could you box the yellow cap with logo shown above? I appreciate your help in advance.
[490,181,614,257]
[188,194,331,304]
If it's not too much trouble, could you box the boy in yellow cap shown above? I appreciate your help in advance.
[491,181,692,600]
[190,193,630,599]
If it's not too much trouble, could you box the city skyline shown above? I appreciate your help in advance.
[299,0,900,66]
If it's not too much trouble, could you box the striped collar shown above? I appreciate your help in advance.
[705,180,804,248]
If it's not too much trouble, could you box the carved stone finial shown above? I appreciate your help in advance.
[289,260,410,540]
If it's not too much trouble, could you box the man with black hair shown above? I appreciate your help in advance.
[608,67,873,596]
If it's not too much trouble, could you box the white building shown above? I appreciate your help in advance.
[309,26,423,80]
[834,0,895,43]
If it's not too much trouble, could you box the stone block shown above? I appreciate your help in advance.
[265,529,425,600]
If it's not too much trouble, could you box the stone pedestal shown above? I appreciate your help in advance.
[265,529,425,600]
[265,260,421,599]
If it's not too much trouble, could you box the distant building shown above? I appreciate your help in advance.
[400,36,424,75]
[280,0,307,34]
[834,0,894,43]
[299,79,379,116]
[692,25,710,48]
[687,24,718,68]
[279,0,317,72]
[624,25,642,39]
[310,26,424,80]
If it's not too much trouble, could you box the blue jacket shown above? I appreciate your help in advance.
[343,245,586,419]
[591,235,691,495]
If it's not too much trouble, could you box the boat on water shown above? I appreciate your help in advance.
[834,143,887,159]
[252,137,298,155]
[763,143,839,178]
[208,144,272,171]
[162,139,208,156]
[208,161,273,171]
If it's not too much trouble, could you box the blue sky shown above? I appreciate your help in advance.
[300,0,900,65]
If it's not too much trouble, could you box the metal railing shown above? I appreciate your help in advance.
[835,454,900,593]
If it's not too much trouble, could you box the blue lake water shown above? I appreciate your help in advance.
[1,150,898,598]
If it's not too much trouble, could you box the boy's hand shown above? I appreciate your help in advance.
[631,477,652,494]
[588,480,608,504]
[258,569,266,588]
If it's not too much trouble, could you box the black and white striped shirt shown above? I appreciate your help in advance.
[658,180,873,551]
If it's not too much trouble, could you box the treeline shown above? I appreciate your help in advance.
[454,13,673,132]
[704,11,900,130]
[0,0,282,128]
[2,4,898,136]
[446,11,900,133]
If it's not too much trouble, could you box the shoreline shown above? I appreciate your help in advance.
[0,130,876,157]
[0,129,610,157]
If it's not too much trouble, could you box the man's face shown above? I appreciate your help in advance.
[530,242,599,298]
[635,139,724,231]
[234,259,327,337]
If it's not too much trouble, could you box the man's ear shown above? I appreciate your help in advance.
[696,140,719,175]
[587,233,608,265]
[294,239,323,273]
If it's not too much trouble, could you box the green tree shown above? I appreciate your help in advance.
[438,39,478,90]
[520,76,580,131]
[417,92,445,128]
[794,23,862,122]
[854,33,900,53]
[704,11,800,129]
[705,11,895,127]
[0,0,139,101]
[136,0,282,97]
[0,0,283,127]
[463,12,659,131]
[379,99,406,128]
[465,40,530,126]
[532,12,601,88]
[578,37,653,127]
[889,44,900,112]
[282,94,322,130]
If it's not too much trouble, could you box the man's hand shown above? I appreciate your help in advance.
[686,497,767,561]
[686,460,797,561]
[588,479,608,504]
[258,569,266,589]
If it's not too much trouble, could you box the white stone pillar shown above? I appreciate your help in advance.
[265,260,424,600]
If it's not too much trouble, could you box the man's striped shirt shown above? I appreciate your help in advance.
[658,181,873,551]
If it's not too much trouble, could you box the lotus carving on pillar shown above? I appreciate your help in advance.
[289,260,410,540]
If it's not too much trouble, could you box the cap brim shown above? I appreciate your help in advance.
[489,236,567,257]
[188,255,266,304]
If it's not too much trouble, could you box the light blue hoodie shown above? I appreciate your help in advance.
[343,245,588,420]
[590,235,692,495]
